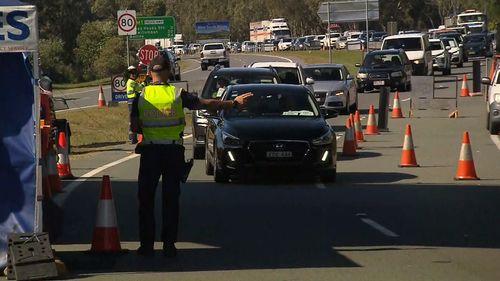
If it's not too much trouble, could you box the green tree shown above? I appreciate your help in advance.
[39,37,75,82]
[93,37,127,78]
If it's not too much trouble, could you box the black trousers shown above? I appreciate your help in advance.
[138,144,185,248]
[128,99,137,142]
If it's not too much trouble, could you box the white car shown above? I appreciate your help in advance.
[278,38,293,51]
[323,32,341,48]
[482,62,500,135]
[440,37,463,67]
[429,39,451,75]
[381,33,434,76]
[173,44,185,55]
[249,61,315,93]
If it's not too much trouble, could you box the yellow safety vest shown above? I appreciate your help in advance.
[127,79,144,99]
[138,85,185,144]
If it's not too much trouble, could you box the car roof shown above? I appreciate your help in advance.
[210,67,278,76]
[384,33,425,39]
[303,64,344,69]
[429,39,442,42]
[250,61,299,68]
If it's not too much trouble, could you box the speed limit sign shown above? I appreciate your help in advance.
[117,10,137,35]
[111,75,128,102]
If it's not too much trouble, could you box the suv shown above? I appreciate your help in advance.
[355,49,413,92]
[463,33,494,59]
[200,43,230,70]
[381,33,433,76]
[429,39,452,75]
[249,61,315,93]
[482,56,500,135]
[192,67,281,159]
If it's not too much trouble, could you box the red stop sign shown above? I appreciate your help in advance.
[138,44,159,66]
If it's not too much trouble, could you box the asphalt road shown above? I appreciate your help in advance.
[51,53,500,281]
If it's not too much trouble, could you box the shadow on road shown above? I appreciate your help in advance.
[53,177,500,276]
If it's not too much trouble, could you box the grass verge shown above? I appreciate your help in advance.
[53,78,110,90]
[57,103,192,157]
[276,50,364,75]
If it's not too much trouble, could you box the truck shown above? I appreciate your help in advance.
[249,18,291,42]
[445,10,487,33]
[200,42,230,71]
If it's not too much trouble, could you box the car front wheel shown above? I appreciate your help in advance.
[214,151,229,183]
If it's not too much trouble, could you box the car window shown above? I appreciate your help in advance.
[204,44,224,50]
[430,41,443,50]
[224,90,319,118]
[202,73,278,99]
[363,53,403,67]
[272,67,300,84]
[383,38,422,51]
[464,36,485,43]
[304,67,343,81]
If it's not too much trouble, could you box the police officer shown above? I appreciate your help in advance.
[126,66,144,144]
[131,55,252,257]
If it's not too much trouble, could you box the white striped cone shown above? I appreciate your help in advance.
[57,132,74,179]
[98,85,106,108]
[365,104,379,135]
[392,92,404,118]
[91,175,122,252]
[455,131,479,180]
[399,124,418,167]
[342,118,357,156]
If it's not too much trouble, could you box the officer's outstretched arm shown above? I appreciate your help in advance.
[198,92,253,111]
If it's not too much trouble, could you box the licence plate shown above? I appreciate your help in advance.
[266,151,293,158]
[469,51,475,54]
[316,97,321,102]
[373,80,385,86]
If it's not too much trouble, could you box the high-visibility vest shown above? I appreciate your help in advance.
[138,85,185,144]
[127,79,144,99]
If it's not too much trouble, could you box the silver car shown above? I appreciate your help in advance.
[303,64,358,114]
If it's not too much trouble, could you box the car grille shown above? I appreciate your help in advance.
[327,101,343,107]
[248,141,309,162]
[369,73,390,79]
[314,92,327,103]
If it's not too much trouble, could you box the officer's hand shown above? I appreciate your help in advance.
[234,92,253,108]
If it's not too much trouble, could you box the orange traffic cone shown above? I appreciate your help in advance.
[90,175,123,253]
[365,104,379,135]
[460,74,470,97]
[57,131,75,179]
[349,114,360,149]
[137,134,143,144]
[455,131,479,180]
[399,124,419,167]
[342,118,357,156]
[98,85,106,108]
[47,148,62,193]
[354,110,365,142]
[391,91,404,118]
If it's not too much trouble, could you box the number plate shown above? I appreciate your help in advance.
[469,51,475,55]
[373,80,385,86]
[316,98,321,102]
[266,151,293,158]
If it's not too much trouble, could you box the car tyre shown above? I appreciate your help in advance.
[320,169,336,183]
[205,144,214,176]
[489,113,499,135]
[175,74,181,81]
[214,152,229,183]
[349,93,358,112]
[457,62,463,68]
[193,145,204,160]
[224,63,230,68]
[486,112,490,130]
[443,67,451,76]
[201,64,207,71]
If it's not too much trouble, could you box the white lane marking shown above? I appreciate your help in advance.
[357,213,399,238]
[55,85,111,97]
[315,183,327,189]
[402,98,411,102]
[58,104,101,112]
[490,135,500,150]
[54,133,194,206]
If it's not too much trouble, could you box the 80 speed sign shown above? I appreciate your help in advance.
[112,75,127,92]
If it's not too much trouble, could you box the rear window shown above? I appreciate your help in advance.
[304,68,343,81]
[383,38,422,51]
[204,44,224,50]
[430,41,443,50]
[202,73,277,99]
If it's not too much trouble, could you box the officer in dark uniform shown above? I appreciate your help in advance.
[131,55,252,257]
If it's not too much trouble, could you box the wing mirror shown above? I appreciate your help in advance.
[459,43,463,47]
[481,77,491,85]
[355,63,361,67]
[445,46,451,51]
[346,74,353,80]
[306,77,315,85]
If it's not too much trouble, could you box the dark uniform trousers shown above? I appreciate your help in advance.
[128,98,138,143]
[138,144,185,248]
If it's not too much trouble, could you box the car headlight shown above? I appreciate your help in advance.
[222,132,241,147]
[357,73,368,79]
[413,60,421,64]
[312,130,334,145]
[391,71,403,77]
[495,94,500,103]
[334,91,344,96]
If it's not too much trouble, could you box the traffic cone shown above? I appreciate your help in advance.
[454,131,479,180]
[90,175,123,253]
[365,104,379,135]
[349,114,360,149]
[47,148,62,193]
[57,131,75,179]
[98,85,106,108]
[460,74,470,97]
[391,91,404,118]
[137,134,143,144]
[354,110,365,142]
[399,124,419,167]
[342,118,357,156]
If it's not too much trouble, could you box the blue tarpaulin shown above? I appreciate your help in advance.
[0,52,36,269]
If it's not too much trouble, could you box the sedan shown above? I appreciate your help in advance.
[430,39,452,75]
[303,64,358,114]
[205,84,338,183]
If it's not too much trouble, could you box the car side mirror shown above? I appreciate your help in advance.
[346,74,353,80]
[459,43,463,47]
[306,77,315,85]
[355,63,361,67]
[481,77,491,85]
[445,46,451,51]
[321,108,338,119]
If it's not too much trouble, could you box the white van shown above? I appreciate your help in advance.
[381,33,433,76]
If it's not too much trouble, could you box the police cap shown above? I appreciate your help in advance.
[149,55,170,73]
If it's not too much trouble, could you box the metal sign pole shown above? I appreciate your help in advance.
[365,0,369,55]
[328,2,332,63]
[126,36,130,66]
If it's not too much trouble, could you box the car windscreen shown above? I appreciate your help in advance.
[464,36,485,43]
[363,53,403,68]
[383,38,422,51]
[441,38,457,47]
[281,38,293,42]
[224,89,319,118]
[304,67,343,81]
[272,67,300,84]
[202,74,277,99]
[204,44,224,50]
[430,41,443,50]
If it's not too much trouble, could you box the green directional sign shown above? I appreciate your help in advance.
[129,16,175,40]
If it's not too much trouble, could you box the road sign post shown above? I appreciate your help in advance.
[117,10,137,67]
[111,75,127,102]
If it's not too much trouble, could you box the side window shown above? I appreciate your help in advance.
[496,70,500,85]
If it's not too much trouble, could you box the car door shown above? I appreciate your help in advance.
[344,67,356,105]
[402,52,413,80]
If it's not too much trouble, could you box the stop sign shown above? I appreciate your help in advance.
[138,44,159,66]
